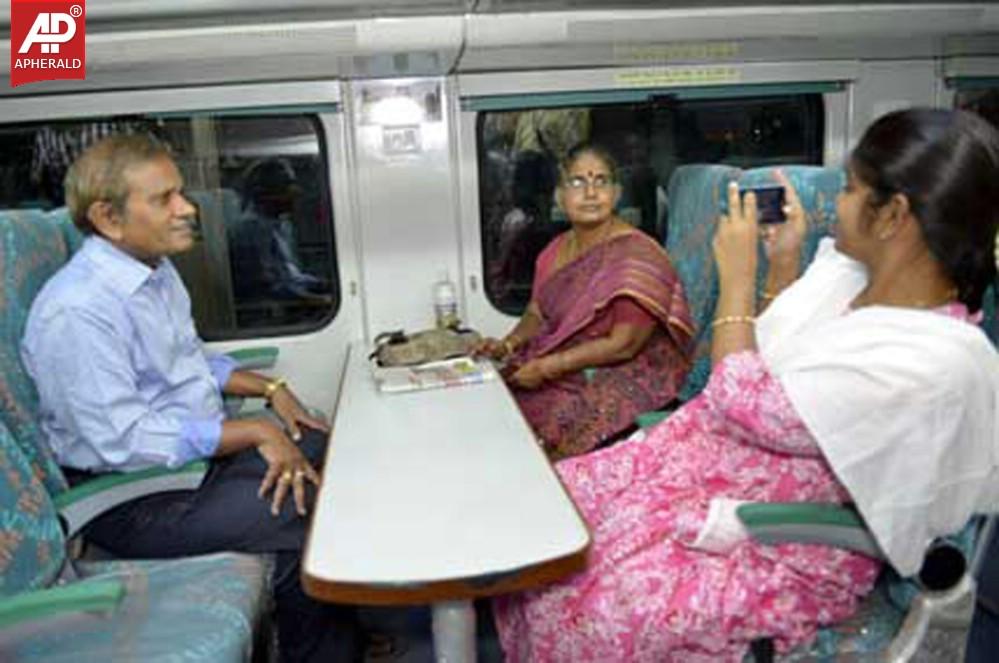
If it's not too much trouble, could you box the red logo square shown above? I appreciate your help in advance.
[10,0,86,88]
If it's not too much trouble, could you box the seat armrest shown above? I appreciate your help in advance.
[53,461,208,537]
[0,579,124,630]
[226,346,279,371]
[885,573,976,662]
[635,410,670,429]
[636,404,681,429]
[736,502,884,559]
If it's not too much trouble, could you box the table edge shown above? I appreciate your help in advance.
[301,544,589,605]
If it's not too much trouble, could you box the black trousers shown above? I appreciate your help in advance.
[68,429,359,663]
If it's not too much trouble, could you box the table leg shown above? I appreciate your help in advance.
[432,599,477,663]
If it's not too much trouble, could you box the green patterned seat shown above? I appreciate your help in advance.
[663,164,741,401]
[0,209,73,494]
[664,164,844,401]
[0,417,64,599]
[0,418,271,662]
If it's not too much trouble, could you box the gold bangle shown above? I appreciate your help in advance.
[711,315,756,329]
[759,290,778,301]
[502,337,519,356]
[263,377,287,401]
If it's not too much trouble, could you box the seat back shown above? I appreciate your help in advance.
[0,418,65,598]
[664,164,845,400]
[663,164,740,400]
[0,209,74,494]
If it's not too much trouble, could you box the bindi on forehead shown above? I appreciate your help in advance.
[569,168,610,178]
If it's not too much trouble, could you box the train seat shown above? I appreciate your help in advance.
[0,417,271,662]
[663,163,843,402]
[0,208,77,493]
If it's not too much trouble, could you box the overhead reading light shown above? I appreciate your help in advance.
[369,93,425,126]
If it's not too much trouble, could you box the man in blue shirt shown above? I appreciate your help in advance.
[22,135,358,663]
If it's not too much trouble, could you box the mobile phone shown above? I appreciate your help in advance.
[722,184,787,224]
[743,186,786,225]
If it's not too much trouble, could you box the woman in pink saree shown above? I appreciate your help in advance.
[476,144,694,460]
[493,109,999,661]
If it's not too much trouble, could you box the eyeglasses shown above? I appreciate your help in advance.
[564,174,615,191]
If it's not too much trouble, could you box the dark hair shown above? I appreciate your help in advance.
[241,158,298,209]
[559,143,619,186]
[512,150,557,214]
[851,108,999,311]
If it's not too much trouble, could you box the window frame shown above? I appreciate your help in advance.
[454,61,852,333]
[943,55,999,111]
[0,81,349,342]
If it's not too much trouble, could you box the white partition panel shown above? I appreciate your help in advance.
[348,77,464,339]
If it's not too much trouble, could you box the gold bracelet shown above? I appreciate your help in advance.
[759,290,778,301]
[502,337,519,356]
[263,377,287,401]
[711,315,756,329]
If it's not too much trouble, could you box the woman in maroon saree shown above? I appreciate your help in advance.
[476,144,694,459]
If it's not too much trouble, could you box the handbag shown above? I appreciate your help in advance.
[371,327,482,367]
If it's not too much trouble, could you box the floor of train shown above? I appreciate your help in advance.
[357,603,970,662]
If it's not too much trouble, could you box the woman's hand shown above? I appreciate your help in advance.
[508,355,561,389]
[760,169,808,264]
[269,386,329,442]
[713,181,759,288]
[252,420,322,516]
[472,337,508,361]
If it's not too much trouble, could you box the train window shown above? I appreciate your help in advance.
[956,87,999,131]
[477,94,824,315]
[0,114,339,340]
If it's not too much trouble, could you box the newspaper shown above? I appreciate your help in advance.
[371,356,498,394]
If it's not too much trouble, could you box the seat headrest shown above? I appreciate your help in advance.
[664,164,845,400]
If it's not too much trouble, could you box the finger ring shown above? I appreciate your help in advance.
[280,471,293,482]
[294,469,306,479]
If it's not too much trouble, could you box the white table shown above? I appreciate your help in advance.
[303,343,590,662]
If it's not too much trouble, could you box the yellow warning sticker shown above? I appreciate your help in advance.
[615,66,741,88]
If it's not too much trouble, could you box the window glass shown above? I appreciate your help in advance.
[477,94,823,314]
[0,114,339,340]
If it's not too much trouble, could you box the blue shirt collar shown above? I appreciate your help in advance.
[82,235,168,296]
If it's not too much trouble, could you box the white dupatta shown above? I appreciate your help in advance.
[756,239,999,575]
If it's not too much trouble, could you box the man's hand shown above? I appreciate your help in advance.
[252,419,322,516]
[269,385,330,442]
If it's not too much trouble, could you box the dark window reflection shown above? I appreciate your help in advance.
[477,95,823,315]
[957,88,999,131]
[0,115,339,340]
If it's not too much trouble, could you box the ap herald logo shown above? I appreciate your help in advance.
[10,0,86,87]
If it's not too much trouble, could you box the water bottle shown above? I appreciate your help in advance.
[433,274,459,330]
